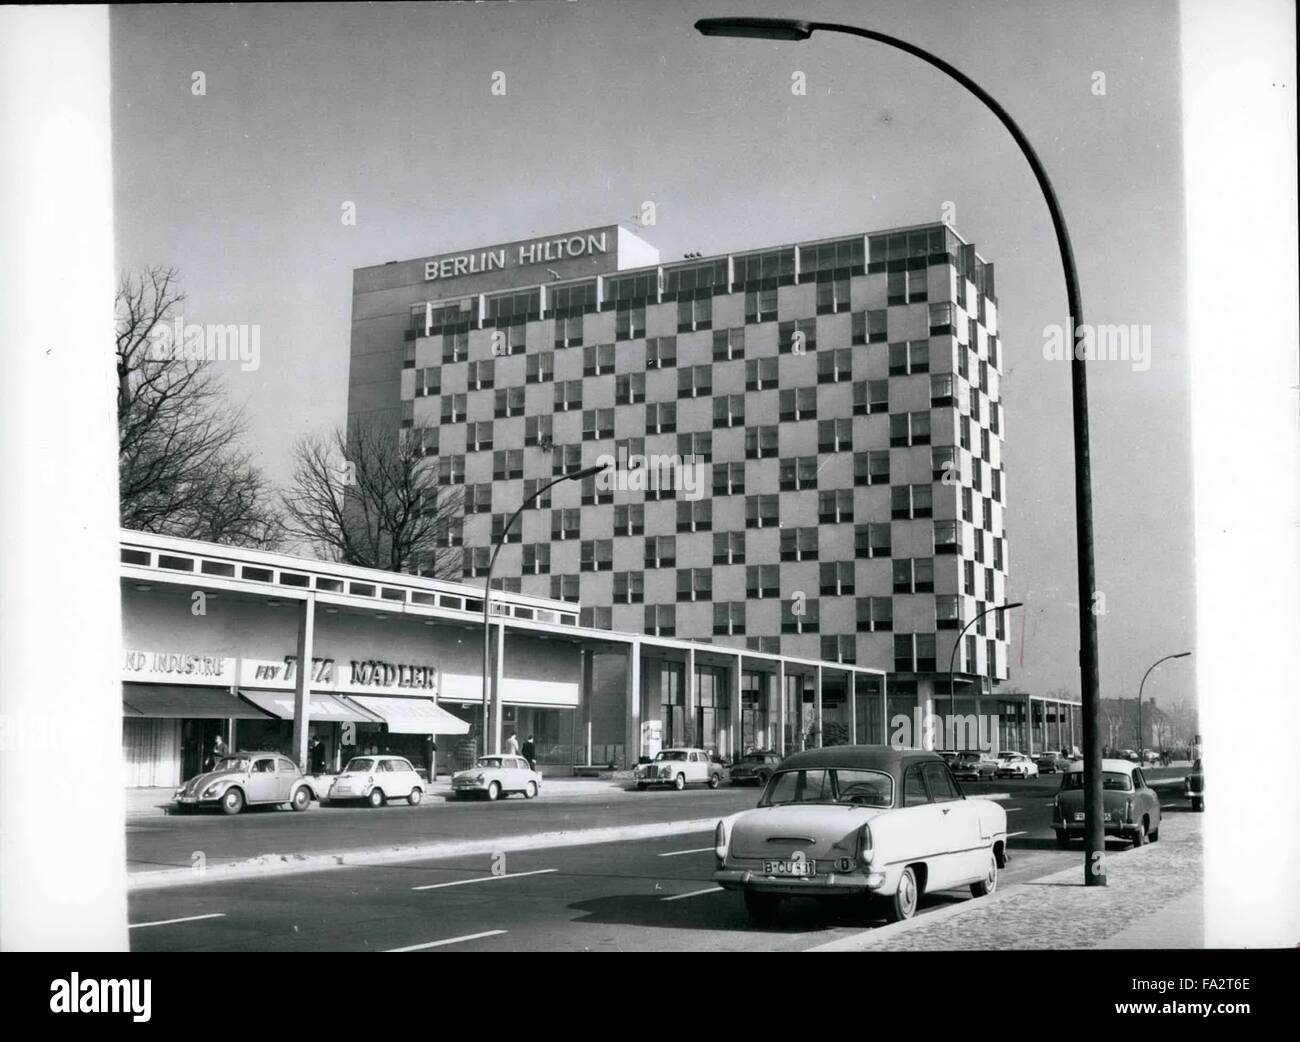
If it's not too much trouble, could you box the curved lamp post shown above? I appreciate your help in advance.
[696,15,1104,882]
[1136,651,1190,762]
[480,461,610,757]
[948,602,1023,747]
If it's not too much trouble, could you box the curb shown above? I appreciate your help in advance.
[128,817,721,891]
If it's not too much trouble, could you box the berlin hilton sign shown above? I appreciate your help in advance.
[424,232,609,281]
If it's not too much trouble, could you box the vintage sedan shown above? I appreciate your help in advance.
[326,755,424,807]
[634,748,722,790]
[450,755,541,800]
[951,751,998,781]
[1185,758,1204,811]
[173,751,314,815]
[714,748,1008,925]
[1035,752,1072,775]
[995,752,1039,779]
[1052,759,1162,846]
[729,751,782,786]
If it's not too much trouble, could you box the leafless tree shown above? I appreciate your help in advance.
[281,415,464,576]
[116,267,282,547]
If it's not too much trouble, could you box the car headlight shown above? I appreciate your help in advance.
[476,773,485,782]
[856,822,873,866]
[202,783,221,798]
[714,820,728,862]
[1125,798,1133,823]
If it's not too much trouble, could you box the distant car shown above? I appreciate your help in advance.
[173,751,314,815]
[951,751,998,781]
[1184,758,1204,811]
[1052,759,1162,847]
[327,755,424,807]
[730,751,782,786]
[995,752,1039,779]
[634,748,722,790]
[714,747,1008,925]
[1119,748,1140,763]
[1035,752,1072,775]
[451,755,541,801]
[1141,750,1162,764]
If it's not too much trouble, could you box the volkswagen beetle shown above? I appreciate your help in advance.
[173,751,314,815]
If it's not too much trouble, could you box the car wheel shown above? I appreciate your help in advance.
[743,889,781,926]
[885,867,919,922]
[1191,797,1203,812]
[486,781,501,801]
[970,852,998,898]
[290,787,311,812]
[408,787,422,806]
[673,773,685,791]
[1055,830,1071,849]
[708,773,720,790]
[635,782,647,791]
[524,781,538,799]
[368,788,385,808]
[1132,819,1148,846]
[1148,824,1159,842]
[221,788,244,816]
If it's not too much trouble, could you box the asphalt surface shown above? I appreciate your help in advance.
[127,768,1192,951]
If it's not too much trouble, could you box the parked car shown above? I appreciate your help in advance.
[1185,757,1204,811]
[995,752,1039,779]
[1119,748,1140,763]
[450,755,541,800]
[729,751,782,786]
[951,751,998,781]
[634,748,722,790]
[326,755,424,807]
[1052,759,1162,847]
[1035,752,1072,775]
[714,747,1008,925]
[173,751,314,815]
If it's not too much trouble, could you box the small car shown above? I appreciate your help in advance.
[729,751,782,786]
[326,755,424,807]
[714,747,1008,925]
[1184,757,1204,811]
[951,751,998,781]
[995,752,1039,779]
[451,755,541,800]
[1052,759,1162,847]
[173,751,314,815]
[1035,752,1072,775]
[634,748,723,790]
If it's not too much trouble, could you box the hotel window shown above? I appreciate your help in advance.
[936,595,962,629]
[438,455,465,485]
[580,606,614,630]
[980,428,990,462]
[498,323,526,356]
[494,386,525,418]
[678,364,713,398]
[779,386,818,422]
[552,443,582,476]
[523,478,552,509]
[964,560,976,595]
[915,634,937,672]
[854,450,890,487]
[972,458,983,492]
[986,639,998,678]
[965,634,979,672]
[582,408,614,441]
[989,401,1000,435]
[745,356,779,391]
[550,508,581,540]
[973,529,985,564]
[614,503,644,536]
[615,372,646,405]
[932,446,957,482]
[582,343,614,376]
[887,267,929,305]
[676,499,712,533]
[676,567,713,602]
[889,412,929,447]
[675,431,711,464]
[994,607,1006,640]
[646,335,677,369]
[554,314,584,349]
[744,287,778,324]
[892,484,933,520]
[645,401,677,434]
[550,573,579,602]
[418,298,476,338]
[893,557,934,594]
[644,535,676,569]
[818,418,852,453]
[958,345,969,379]
[992,468,1003,503]
[492,449,523,480]
[714,601,746,636]
[854,521,891,560]
[931,374,957,408]
[959,415,971,450]
[713,327,745,361]
[962,487,973,522]
[442,331,469,363]
[978,360,989,394]
[522,543,551,575]
[580,539,613,572]
[713,531,745,565]
[677,296,713,332]
[781,597,820,634]
[889,339,930,376]
[780,455,819,491]
[581,472,613,506]
[526,352,555,384]
[613,570,645,604]
[969,385,982,422]
[816,277,850,314]
[644,604,676,638]
[414,366,441,397]
[467,359,494,390]
[486,288,541,328]
[463,546,491,578]
[736,247,796,293]
[554,380,583,412]
[988,335,999,369]
[818,489,854,524]
[820,560,855,596]
[779,526,819,562]
[985,567,996,601]
[929,302,957,337]
[817,348,853,383]
[468,421,494,452]
[745,494,779,529]
[713,461,745,496]
[713,393,745,429]
[433,514,464,548]
[779,318,817,354]
[851,311,867,346]
[440,394,467,424]
[866,309,888,343]
[851,596,890,634]
[745,424,779,459]
[993,537,1004,571]
[745,564,779,599]
[935,520,961,555]
[466,483,492,514]
[821,634,856,663]
[803,237,865,280]
[615,305,646,341]
[524,415,552,448]
[615,436,644,462]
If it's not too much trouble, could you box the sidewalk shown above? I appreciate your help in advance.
[812,811,1203,951]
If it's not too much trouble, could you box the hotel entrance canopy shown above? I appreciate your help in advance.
[123,683,275,720]
[238,691,379,724]
[349,695,470,735]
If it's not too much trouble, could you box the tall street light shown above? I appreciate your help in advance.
[696,15,1107,883]
[1137,651,1191,762]
[480,461,610,758]
[948,602,1023,747]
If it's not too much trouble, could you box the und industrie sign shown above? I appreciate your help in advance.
[424,231,609,280]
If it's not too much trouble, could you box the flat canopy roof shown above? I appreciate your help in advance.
[122,684,275,720]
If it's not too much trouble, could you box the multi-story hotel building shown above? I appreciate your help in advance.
[347,222,1013,754]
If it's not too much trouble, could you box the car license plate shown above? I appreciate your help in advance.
[763,859,816,877]
[1073,812,1086,821]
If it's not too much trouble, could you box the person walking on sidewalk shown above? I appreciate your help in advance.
[505,732,520,756]
[522,735,536,771]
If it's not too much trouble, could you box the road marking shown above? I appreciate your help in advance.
[411,868,556,891]
[658,847,714,857]
[1005,807,1023,813]
[384,930,506,952]
[129,913,226,930]
[662,886,724,902]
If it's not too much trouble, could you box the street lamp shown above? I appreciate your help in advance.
[480,461,610,757]
[948,602,1023,748]
[1137,651,1190,763]
[696,15,1106,883]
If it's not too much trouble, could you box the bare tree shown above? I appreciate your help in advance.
[1163,697,1199,748]
[116,267,281,547]
[281,415,464,576]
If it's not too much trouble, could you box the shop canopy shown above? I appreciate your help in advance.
[347,695,471,735]
[237,690,381,723]
[122,684,276,720]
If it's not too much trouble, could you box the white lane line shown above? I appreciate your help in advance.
[385,930,507,952]
[411,868,556,891]
[662,886,724,902]
[1005,807,1023,813]
[658,847,714,857]
[129,913,226,930]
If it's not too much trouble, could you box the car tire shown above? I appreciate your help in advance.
[708,773,720,790]
[221,788,244,816]
[291,787,311,812]
[1054,830,1071,849]
[673,773,685,791]
[524,781,538,799]
[1191,797,1203,812]
[885,866,919,922]
[1132,820,1148,846]
[368,788,385,808]
[636,782,647,791]
[408,787,423,806]
[1149,825,1159,842]
[970,852,998,898]
[743,889,781,926]
[486,781,501,801]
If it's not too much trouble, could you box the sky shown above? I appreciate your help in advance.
[110,0,1194,707]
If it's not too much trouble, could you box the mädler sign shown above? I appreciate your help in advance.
[424,230,610,281]
[240,655,439,697]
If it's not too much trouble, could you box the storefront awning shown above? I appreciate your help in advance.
[237,690,382,723]
[347,695,471,735]
[122,684,276,720]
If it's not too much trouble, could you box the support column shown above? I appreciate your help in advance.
[623,640,641,768]
[684,646,696,747]
[849,671,858,744]
[489,621,506,755]
[881,673,889,749]
[776,660,786,756]
[814,666,823,748]
[581,650,594,765]
[291,593,315,772]
[729,654,742,760]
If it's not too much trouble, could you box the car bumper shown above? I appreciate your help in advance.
[714,866,879,895]
[452,780,490,792]
[174,794,222,807]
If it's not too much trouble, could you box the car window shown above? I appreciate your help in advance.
[833,769,894,807]
[343,758,374,773]
[1133,769,1145,788]
[902,764,930,806]
[254,758,276,773]
[277,758,297,773]
[922,763,961,802]
[396,759,414,772]
[762,769,832,806]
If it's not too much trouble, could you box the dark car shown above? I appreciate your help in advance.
[1035,752,1072,775]
[1052,759,1162,847]
[729,751,781,786]
[951,751,997,781]
[1184,758,1204,811]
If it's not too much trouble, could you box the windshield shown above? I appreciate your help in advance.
[1061,771,1134,792]
[742,753,769,764]
[213,757,250,772]
[476,757,503,768]
[760,768,894,808]
[655,751,688,762]
[343,758,375,773]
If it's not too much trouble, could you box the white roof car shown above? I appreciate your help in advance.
[327,755,425,807]
[451,755,542,801]
[634,748,722,791]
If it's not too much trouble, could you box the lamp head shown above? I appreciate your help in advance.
[694,17,814,41]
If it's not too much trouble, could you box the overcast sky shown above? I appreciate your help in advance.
[110,0,1194,707]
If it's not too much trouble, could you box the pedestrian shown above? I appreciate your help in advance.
[521,734,536,771]
[428,737,438,780]
[206,733,226,771]
[505,732,521,755]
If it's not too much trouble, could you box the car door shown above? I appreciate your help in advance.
[276,757,300,802]
[1134,769,1160,830]
[891,762,948,886]
[247,757,279,803]
[923,762,985,886]
[396,759,417,797]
